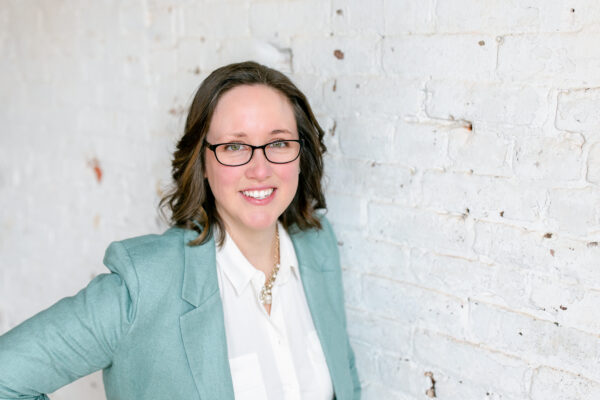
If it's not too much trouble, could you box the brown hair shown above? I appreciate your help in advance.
[160,61,327,245]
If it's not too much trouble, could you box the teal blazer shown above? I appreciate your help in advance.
[0,218,360,400]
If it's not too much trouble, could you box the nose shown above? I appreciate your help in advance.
[245,148,272,180]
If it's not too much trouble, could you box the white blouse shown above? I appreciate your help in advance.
[215,223,334,400]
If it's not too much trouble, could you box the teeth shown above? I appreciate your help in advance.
[242,188,274,199]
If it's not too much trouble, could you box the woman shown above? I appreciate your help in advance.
[0,61,360,400]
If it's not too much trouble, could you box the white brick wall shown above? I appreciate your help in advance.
[1,1,599,399]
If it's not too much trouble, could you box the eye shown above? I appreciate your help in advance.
[222,143,247,152]
[267,140,289,149]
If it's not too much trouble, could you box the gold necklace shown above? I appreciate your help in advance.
[259,226,280,305]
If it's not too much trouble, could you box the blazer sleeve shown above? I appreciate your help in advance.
[0,241,139,400]
[321,217,361,399]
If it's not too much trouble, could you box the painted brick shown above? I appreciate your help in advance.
[0,305,4,336]
[225,38,293,73]
[36,1,85,41]
[292,34,382,76]
[331,0,384,36]
[322,76,424,118]
[531,367,600,400]
[447,128,513,177]
[421,170,543,221]
[324,156,414,203]
[588,142,600,184]
[369,202,470,255]
[473,221,556,272]
[362,275,466,339]
[432,369,525,400]
[469,301,600,381]
[346,309,412,356]
[377,353,432,398]
[383,0,435,35]
[550,238,600,289]
[351,340,381,385]
[335,115,396,161]
[317,115,340,155]
[289,73,328,115]
[434,0,539,33]
[413,329,532,397]
[325,192,365,229]
[336,229,410,278]
[426,80,548,126]
[547,187,600,237]
[538,1,600,33]
[360,382,413,400]
[556,88,600,141]
[117,3,147,35]
[143,2,180,49]
[183,2,251,39]
[498,33,600,86]
[513,134,584,182]
[175,37,227,74]
[529,275,600,333]
[382,35,497,80]
[249,0,329,41]
[408,248,532,312]
[472,222,600,287]
[393,120,450,170]
[176,37,294,77]
[342,269,364,309]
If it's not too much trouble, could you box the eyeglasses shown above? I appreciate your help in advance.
[205,139,302,167]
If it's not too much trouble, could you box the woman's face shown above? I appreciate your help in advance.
[204,84,300,237]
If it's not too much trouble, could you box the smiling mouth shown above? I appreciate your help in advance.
[241,188,274,200]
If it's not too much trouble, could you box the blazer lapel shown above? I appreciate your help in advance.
[179,229,235,400]
[291,229,352,400]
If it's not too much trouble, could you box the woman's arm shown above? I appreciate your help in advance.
[0,242,138,400]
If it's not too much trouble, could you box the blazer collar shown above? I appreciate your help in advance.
[181,228,218,307]
[179,226,350,400]
[290,226,353,399]
[180,225,332,305]
[179,229,234,399]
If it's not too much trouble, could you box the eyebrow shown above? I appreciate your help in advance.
[224,129,294,138]
[270,129,294,135]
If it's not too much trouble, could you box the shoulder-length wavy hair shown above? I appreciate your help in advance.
[160,61,327,246]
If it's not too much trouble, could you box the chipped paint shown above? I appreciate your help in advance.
[88,158,103,183]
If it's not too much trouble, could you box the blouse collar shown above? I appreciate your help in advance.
[216,222,300,297]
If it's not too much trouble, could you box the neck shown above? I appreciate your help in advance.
[224,222,279,275]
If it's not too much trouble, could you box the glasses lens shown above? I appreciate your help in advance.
[265,140,301,163]
[213,140,301,166]
[215,143,252,166]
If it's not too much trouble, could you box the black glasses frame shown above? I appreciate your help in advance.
[205,139,303,167]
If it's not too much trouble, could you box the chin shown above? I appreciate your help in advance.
[244,213,280,231]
